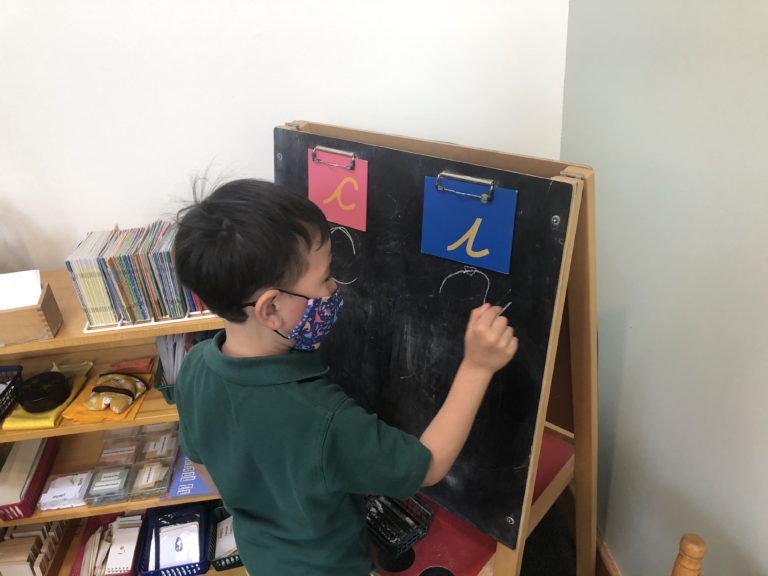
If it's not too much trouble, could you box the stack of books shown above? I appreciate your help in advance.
[0,438,60,521]
[65,221,208,329]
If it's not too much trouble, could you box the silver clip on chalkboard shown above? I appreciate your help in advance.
[311,145,356,170]
[435,172,495,203]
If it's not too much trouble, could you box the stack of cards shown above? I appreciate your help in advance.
[0,520,69,576]
[214,516,237,560]
[105,515,143,576]
[139,431,178,461]
[38,472,92,510]
[129,429,178,499]
[98,439,141,466]
[130,460,173,499]
[84,424,181,506]
[79,514,142,576]
[85,466,132,505]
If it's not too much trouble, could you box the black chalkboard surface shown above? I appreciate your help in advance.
[274,126,575,549]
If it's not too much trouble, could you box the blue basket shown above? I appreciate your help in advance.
[0,365,22,422]
[137,503,210,576]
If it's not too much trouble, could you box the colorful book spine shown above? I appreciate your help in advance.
[66,222,207,325]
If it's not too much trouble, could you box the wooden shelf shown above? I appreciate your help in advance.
[0,267,226,556]
[0,387,179,444]
[0,491,217,528]
[0,417,218,528]
[0,269,223,360]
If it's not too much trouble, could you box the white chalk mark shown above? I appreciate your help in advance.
[330,226,356,255]
[333,276,358,286]
[329,226,358,285]
[438,266,490,303]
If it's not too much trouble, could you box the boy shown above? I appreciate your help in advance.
[173,179,518,575]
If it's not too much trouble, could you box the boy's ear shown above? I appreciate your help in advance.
[250,289,283,329]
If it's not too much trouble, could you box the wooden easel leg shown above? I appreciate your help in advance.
[492,542,523,576]
[563,167,598,576]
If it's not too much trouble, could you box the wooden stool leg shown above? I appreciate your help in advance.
[671,534,706,576]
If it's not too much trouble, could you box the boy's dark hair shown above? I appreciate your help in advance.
[174,179,330,323]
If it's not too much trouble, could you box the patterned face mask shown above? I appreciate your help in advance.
[275,287,344,351]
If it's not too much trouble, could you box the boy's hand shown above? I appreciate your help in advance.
[463,303,519,376]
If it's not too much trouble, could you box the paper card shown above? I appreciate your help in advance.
[38,472,92,509]
[307,148,368,231]
[134,461,166,489]
[420,176,518,274]
[0,270,41,310]
[149,522,200,569]
[142,433,177,459]
[214,517,237,560]
[89,467,129,495]
[105,520,141,575]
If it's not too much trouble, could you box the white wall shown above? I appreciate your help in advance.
[561,1,768,574]
[0,0,569,273]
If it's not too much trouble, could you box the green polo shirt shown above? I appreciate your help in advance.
[175,331,431,576]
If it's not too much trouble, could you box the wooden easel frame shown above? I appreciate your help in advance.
[280,121,597,576]
[492,164,597,576]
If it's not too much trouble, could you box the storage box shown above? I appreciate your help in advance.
[206,506,242,571]
[0,283,63,347]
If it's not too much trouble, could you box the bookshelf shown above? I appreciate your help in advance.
[0,270,221,359]
[0,269,225,572]
[0,388,180,444]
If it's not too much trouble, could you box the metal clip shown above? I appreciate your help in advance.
[435,172,494,203]
[311,146,356,170]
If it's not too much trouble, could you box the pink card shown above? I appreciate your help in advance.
[307,148,368,231]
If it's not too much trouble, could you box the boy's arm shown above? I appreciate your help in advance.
[419,303,518,487]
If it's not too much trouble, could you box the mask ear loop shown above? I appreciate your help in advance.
[271,290,302,341]
[238,291,297,341]
[273,329,292,341]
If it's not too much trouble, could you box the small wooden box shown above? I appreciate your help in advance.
[0,283,63,347]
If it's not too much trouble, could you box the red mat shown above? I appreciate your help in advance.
[375,498,495,576]
[375,430,574,575]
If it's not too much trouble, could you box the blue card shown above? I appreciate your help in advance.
[421,175,517,274]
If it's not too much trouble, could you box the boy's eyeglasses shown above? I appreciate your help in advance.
[240,288,310,309]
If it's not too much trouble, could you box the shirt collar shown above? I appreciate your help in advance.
[202,331,329,386]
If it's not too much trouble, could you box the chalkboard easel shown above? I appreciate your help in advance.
[274,121,597,576]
